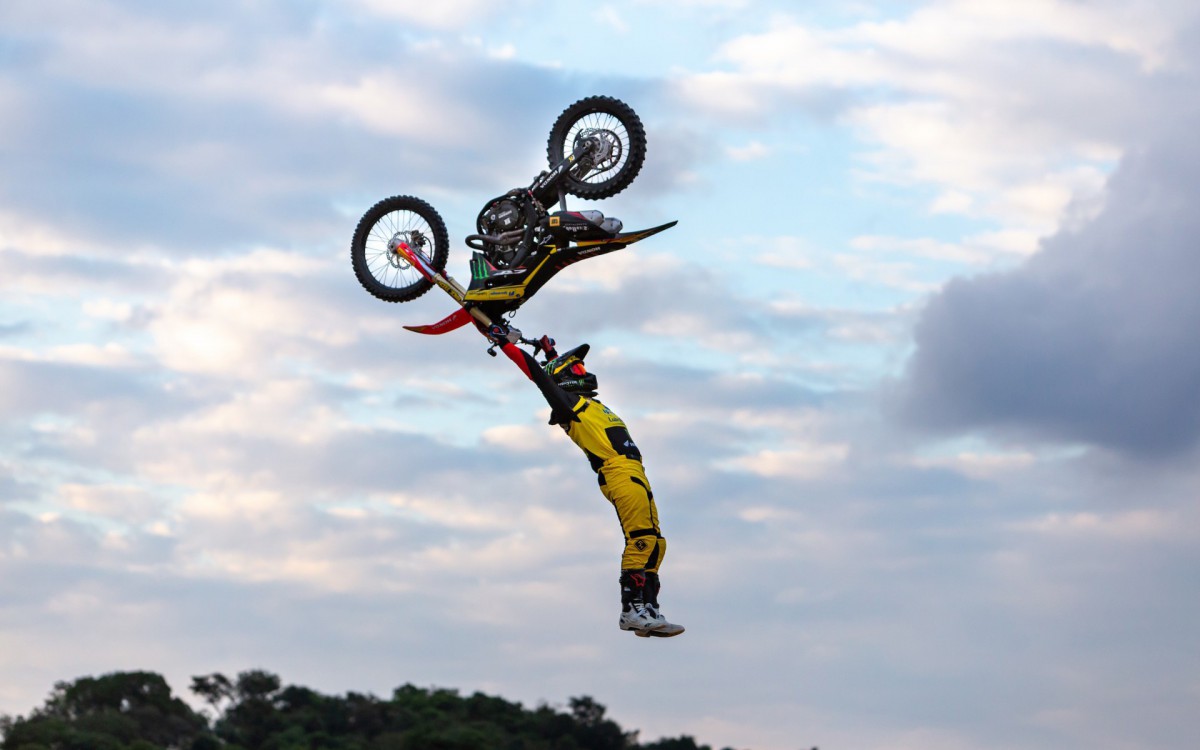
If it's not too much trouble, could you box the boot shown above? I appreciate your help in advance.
[619,570,684,637]
[642,571,684,637]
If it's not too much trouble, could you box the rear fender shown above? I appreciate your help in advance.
[572,220,678,252]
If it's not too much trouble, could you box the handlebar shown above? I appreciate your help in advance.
[484,327,557,360]
[518,335,556,358]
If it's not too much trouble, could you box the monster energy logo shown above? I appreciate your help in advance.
[471,257,488,280]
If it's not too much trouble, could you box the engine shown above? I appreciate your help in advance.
[479,198,523,235]
[475,197,528,267]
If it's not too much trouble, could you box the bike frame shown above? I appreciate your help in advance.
[393,219,676,335]
[530,133,602,206]
[390,121,673,338]
[463,221,677,307]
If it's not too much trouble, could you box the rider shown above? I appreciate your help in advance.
[486,323,684,638]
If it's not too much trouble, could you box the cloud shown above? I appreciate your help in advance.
[890,102,1200,457]
[726,140,769,162]
[672,1,1199,239]
[58,483,162,524]
[349,0,527,29]
[718,443,849,479]
[4,5,1200,750]
[0,2,619,253]
[0,355,172,427]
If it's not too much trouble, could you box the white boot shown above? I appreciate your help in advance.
[619,603,662,634]
[642,604,685,638]
[641,572,684,637]
[619,571,685,637]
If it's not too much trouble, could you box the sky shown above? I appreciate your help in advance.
[2,1,1199,749]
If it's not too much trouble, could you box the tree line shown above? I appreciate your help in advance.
[0,670,742,750]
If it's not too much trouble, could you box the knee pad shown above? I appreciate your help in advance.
[621,531,665,571]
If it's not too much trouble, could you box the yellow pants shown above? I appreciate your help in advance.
[598,461,666,572]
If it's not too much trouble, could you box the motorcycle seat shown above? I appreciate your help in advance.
[548,210,622,239]
[577,210,623,235]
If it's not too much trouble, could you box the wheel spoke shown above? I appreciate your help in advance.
[562,111,632,185]
[352,196,446,303]
[362,209,436,290]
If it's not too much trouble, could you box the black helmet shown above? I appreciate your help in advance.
[544,344,597,395]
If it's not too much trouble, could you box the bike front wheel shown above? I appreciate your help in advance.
[351,195,449,303]
[547,96,647,200]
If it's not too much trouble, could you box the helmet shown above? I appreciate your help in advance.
[544,344,598,395]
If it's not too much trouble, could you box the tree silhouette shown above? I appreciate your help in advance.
[1,671,209,750]
[0,670,767,750]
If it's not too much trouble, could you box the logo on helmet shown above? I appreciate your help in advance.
[543,344,597,394]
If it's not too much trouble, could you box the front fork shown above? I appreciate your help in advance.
[390,237,497,330]
[529,135,600,206]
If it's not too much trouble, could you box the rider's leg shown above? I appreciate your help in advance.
[617,562,682,637]
[601,466,684,636]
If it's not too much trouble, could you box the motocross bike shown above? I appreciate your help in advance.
[350,96,676,339]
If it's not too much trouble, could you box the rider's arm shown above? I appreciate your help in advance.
[498,342,581,424]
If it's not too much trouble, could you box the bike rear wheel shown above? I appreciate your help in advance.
[547,96,646,200]
[351,195,449,303]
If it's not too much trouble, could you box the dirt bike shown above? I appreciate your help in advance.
[350,96,676,339]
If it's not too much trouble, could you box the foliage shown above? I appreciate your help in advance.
[0,671,746,750]
[1,671,209,750]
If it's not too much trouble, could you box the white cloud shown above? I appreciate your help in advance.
[0,3,510,160]
[146,252,359,377]
[851,235,990,265]
[891,106,1200,457]
[849,101,1025,191]
[0,343,142,369]
[82,299,136,322]
[313,73,488,143]
[58,483,160,523]
[850,229,1044,266]
[487,42,517,60]
[963,228,1041,256]
[726,140,770,161]
[158,379,348,444]
[1012,509,1181,540]
[4,6,1200,750]
[675,1,1194,235]
[752,236,816,269]
[719,443,849,478]
[910,448,1037,479]
[930,190,973,214]
[599,6,629,34]
[542,251,685,293]
[832,253,934,293]
[481,423,562,453]
[638,0,749,8]
[850,0,1179,71]
[0,211,117,260]
[7,3,232,93]
[350,0,516,29]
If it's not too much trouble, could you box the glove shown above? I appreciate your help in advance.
[487,322,522,346]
